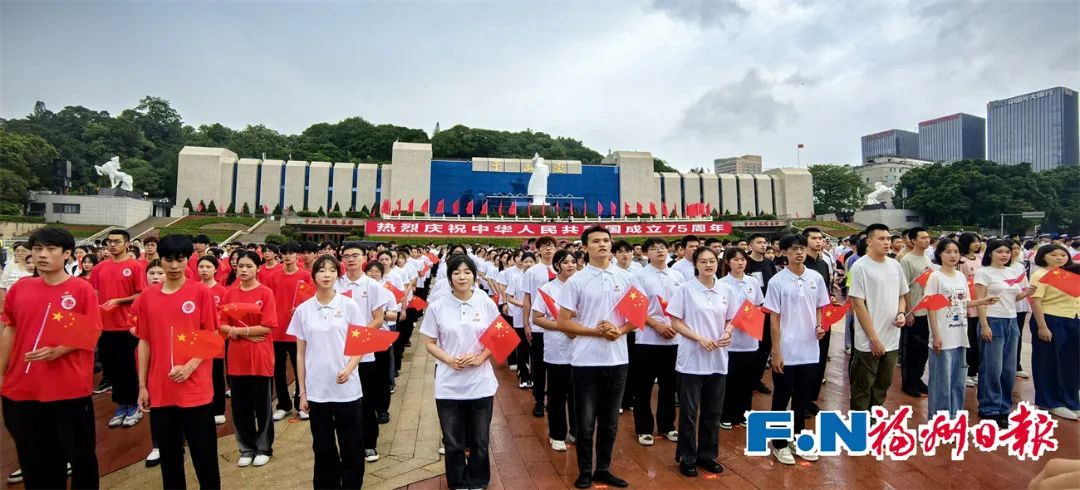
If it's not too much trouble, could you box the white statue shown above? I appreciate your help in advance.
[865,181,896,206]
[526,153,549,206]
[94,156,134,192]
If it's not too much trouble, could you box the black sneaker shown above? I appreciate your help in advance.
[574,473,592,489]
[697,459,723,474]
[377,412,390,424]
[807,402,821,417]
[755,381,772,394]
[679,463,698,477]
[592,471,628,488]
[93,380,112,394]
[919,382,929,394]
[533,402,545,418]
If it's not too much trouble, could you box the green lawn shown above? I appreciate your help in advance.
[159,216,261,243]
[793,220,862,237]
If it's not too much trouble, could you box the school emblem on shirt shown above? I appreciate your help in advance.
[213,296,221,305]
[335,309,343,318]
[613,284,622,293]
[122,268,132,277]
[181,300,196,314]
[474,312,482,322]
[256,300,263,307]
[60,294,77,310]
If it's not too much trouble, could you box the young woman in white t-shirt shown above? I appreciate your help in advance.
[419,254,499,490]
[666,247,737,477]
[530,249,577,452]
[287,255,367,488]
[926,239,997,417]
[974,239,1036,427]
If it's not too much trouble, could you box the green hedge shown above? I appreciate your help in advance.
[159,216,261,243]
[0,215,46,224]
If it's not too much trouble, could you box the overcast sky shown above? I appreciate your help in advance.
[2,0,1077,170]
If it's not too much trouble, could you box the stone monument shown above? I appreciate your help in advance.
[526,153,549,206]
[94,156,135,192]
[853,181,922,228]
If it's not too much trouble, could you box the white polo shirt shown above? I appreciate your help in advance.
[556,262,635,367]
[671,258,695,283]
[504,267,529,329]
[418,291,500,400]
[334,274,393,363]
[632,264,684,346]
[720,273,765,352]
[763,267,831,366]
[666,277,740,375]
[522,262,557,333]
[286,293,365,403]
[533,279,571,365]
[848,256,909,353]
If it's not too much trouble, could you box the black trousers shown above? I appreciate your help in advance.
[770,364,816,449]
[98,330,139,405]
[308,398,365,489]
[901,316,930,394]
[151,403,220,489]
[2,396,98,489]
[513,328,531,381]
[229,376,274,457]
[572,364,627,475]
[753,316,774,386]
[212,358,227,416]
[530,332,546,404]
[273,341,300,412]
[436,397,493,490]
[357,362,381,450]
[722,351,758,424]
[621,332,637,409]
[545,363,577,440]
[967,317,981,377]
[393,308,419,372]
[677,372,726,464]
[374,350,392,414]
[631,344,677,435]
[812,329,832,401]
[502,313,517,366]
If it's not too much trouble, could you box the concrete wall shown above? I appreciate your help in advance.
[332,162,355,212]
[387,142,432,209]
[614,151,657,216]
[379,165,393,211]
[754,175,774,214]
[284,160,307,211]
[176,147,238,211]
[766,168,813,218]
[736,175,756,214]
[37,195,151,228]
[235,158,260,213]
[718,174,738,214]
[660,172,682,214]
[357,164,379,213]
[700,174,720,215]
[259,159,284,212]
[308,161,331,213]
[218,157,236,211]
[683,173,702,208]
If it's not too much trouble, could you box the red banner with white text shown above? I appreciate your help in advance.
[364,220,732,238]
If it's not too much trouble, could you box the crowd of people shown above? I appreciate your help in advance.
[0,223,1076,489]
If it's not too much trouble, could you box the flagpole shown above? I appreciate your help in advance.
[25,303,52,374]
[170,325,175,369]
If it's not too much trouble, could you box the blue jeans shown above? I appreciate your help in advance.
[1030,314,1080,410]
[928,347,967,417]
[977,317,1018,417]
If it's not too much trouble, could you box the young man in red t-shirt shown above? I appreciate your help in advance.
[0,227,102,489]
[266,240,313,421]
[90,228,147,428]
[135,234,220,489]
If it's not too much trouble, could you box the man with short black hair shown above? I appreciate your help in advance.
[747,233,776,395]
[899,227,933,397]
[521,236,558,417]
[801,227,836,413]
[670,235,699,281]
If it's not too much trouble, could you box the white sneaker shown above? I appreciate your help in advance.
[518,381,529,389]
[365,449,380,462]
[7,468,22,484]
[664,430,679,442]
[1017,370,1030,378]
[252,455,271,467]
[214,415,226,425]
[550,439,567,451]
[719,422,733,430]
[1050,407,1079,421]
[122,409,143,427]
[509,364,518,371]
[566,433,576,444]
[772,446,795,465]
[146,448,160,463]
[298,410,310,420]
[438,446,445,455]
[965,376,976,387]
[238,456,253,467]
[619,408,624,414]
[797,449,819,461]
[272,409,288,421]
[637,434,654,446]
[225,389,231,398]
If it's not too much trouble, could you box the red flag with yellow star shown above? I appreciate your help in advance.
[43,309,101,350]
[730,300,765,341]
[820,300,850,331]
[294,281,315,307]
[615,286,649,330]
[344,325,399,357]
[220,303,261,326]
[479,315,519,363]
[658,295,671,317]
[408,296,428,311]
[1040,267,1080,297]
[174,330,225,359]
[383,282,405,302]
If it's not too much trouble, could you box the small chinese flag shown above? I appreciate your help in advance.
[1040,267,1080,297]
[649,202,657,216]
[44,310,101,350]
[395,199,402,214]
[383,282,405,302]
[420,264,431,277]
[662,201,668,217]
[610,201,616,216]
[911,268,933,288]
[913,293,951,312]
[381,199,391,215]
[636,202,643,215]
[820,301,850,331]
[537,288,559,318]
[658,295,670,317]
[480,200,489,215]
[408,296,428,310]
[479,316,520,363]
[435,199,445,214]
[466,200,475,215]
[596,201,602,216]
[1003,271,1027,286]
[624,202,631,216]
[547,268,556,281]
[174,330,225,360]
[569,201,575,216]
[420,199,429,214]
[730,300,765,341]
[426,252,439,264]
[220,303,261,326]
[615,286,649,330]
[509,200,517,216]
[452,199,460,214]
[294,281,315,307]
[344,325,399,357]
[407,198,414,214]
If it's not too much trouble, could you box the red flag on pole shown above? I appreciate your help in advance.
[498,201,504,217]
[380,199,390,215]
[662,201,668,217]
[508,200,517,217]
[383,282,405,302]
[541,204,546,217]
[569,201,575,216]
[820,301,850,331]
[911,268,933,288]
[705,203,712,216]
[610,202,617,216]
[479,316,520,363]
[465,200,474,215]
[174,330,225,360]
[1040,267,1080,297]
[420,199,429,214]
[730,300,765,341]
[262,204,269,215]
[452,199,460,214]
[395,199,402,214]
[407,296,428,311]
[480,201,489,216]
[537,288,559,319]
[407,198,414,214]
[597,201,602,217]
[658,295,671,317]
[294,281,315,307]
[43,309,101,350]
[624,202,631,216]
[220,303,261,326]
[913,294,951,312]
[344,325,399,357]
[614,286,649,330]
[436,199,445,214]
[649,202,657,216]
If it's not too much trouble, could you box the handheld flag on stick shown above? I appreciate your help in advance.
[912,293,951,312]
[44,309,101,350]
[174,330,225,360]
[408,296,428,311]
[614,286,648,330]
[730,300,765,341]
[344,325,399,357]
[820,300,850,331]
[658,296,671,317]
[1003,272,1027,286]
[294,281,315,307]
[911,268,933,288]
[383,283,405,302]
[220,303,261,326]
[479,316,519,363]
[1040,267,1080,297]
[537,288,559,319]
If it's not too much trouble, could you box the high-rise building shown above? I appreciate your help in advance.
[987,86,1078,172]
[713,154,762,174]
[918,113,986,162]
[861,129,919,162]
